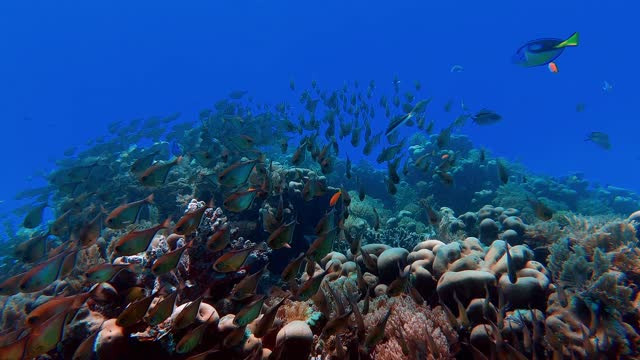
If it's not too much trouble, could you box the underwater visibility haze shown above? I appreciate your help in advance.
[1,1,640,359]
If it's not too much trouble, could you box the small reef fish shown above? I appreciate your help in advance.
[585,131,611,150]
[364,306,393,353]
[105,194,154,229]
[224,188,260,212]
[513,32,579,67]
[548,61,559,73]
[212,243,265,273]
[206,223,230,252]
[130,150,160,175]
[151,241,192,276]
[329,189,342,207]
[497,160,509,184]
[26,292,90,328]
[25,309,69,358]
[0,272,25,296]
[23,203,47,229]
[385,98,431,136]
[174,204,209,236]
[218,159,258,187]
[266,219,296,249]
[85,263,135,283]
[505,244,518,284]
[528,197,554,221]
[233,295,265,327]
[176,319,210,354]
[72,322,103,360]
[231,264,267,301]
[116,294,155,327]
[14,232,48,263]
[145,291,179,325]
[113,218,171,257]
[252,295,288,338]
[173,295,204,330]
[139,156,183,187]
[472,109,502,125]
[19,250,73,293]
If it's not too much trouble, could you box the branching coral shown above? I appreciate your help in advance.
[365,295,457,360]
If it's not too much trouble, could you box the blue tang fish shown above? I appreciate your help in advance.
[512,32,579,67]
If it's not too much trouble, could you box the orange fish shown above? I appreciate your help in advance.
[105,194,154,229]
[19,250,71,293]
[0,331,28,360]
[441,154,450,160]
[145,291,179,326]
[0,272,25,296]
[25,310,69,358]
[329,190,342,207]
[174,204,209,236]
[548,62,559,73]
[206,223,230,253]
[26,292,90,328]
[14,233,48,263]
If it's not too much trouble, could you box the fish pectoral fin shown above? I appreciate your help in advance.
[555,32,579,48]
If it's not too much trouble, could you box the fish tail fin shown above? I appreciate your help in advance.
[555,32,579,48]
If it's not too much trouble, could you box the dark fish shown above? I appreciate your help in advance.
[372,208,380,231]
[528,197,554,221]
[358,182,366,201]
[345,155,352,179]
[497,160,509,184]
[505,244,517,284]
[472,109,502,125]
[23,203,47,229]
[513,32,579,67]
[387,158,401,184]
[585,131,611,150]
[385,98,431,136]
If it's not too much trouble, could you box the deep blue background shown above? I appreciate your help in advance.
[0,1,637,219]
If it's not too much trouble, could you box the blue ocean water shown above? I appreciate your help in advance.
[0,0,637,225]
